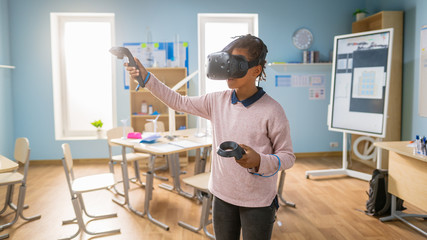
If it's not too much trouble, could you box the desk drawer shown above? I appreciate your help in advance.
[388,151,427,212]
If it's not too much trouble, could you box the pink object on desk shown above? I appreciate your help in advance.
[127,132,142,139]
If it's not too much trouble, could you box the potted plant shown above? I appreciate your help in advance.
[353,8,368,21]
[91,120,104,138]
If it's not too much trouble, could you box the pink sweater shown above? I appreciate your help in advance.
[146,74,296,207]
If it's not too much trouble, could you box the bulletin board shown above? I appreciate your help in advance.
[419,25,427,117]
[122,42,189,89]
[329,28,394,138]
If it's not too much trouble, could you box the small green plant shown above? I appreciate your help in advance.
[91,120,103,129]
[353,8,368,16]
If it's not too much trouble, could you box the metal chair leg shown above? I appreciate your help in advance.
[277,170,296,208]
[18,185,41,221]
[0,185,12,215]
[78,194,117,219]
[178,193,215,239]
[59,197,85,240]
[202,194,215,239]
[142,155,169,181]
[82,223,120,237]
[62,218,77,225]
[60,197,120,239]
[133,161,143,185]
[109,160,115,174]
[0,185,41,231]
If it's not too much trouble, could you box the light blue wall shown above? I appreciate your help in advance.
[262,67,339,152]
[366,0,427,140]
[0,0,14,158]
[6,0,407,160]
[399,0,427,140]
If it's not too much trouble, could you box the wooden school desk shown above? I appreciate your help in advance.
[374,141,427,237]
[0,155,18,173]
[111,128,212,230]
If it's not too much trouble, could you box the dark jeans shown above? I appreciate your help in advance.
[212,196,278,240]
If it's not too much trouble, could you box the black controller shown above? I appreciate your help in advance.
[109,47,144,91]
[217,141,246,160]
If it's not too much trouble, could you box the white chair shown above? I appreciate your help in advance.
[106,126,150,195]
[178,172,215,239]
[60,143,120,240]
[0,138,41,233]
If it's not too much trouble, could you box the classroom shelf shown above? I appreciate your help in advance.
[129,67,189,166]
[268,62,332,72]
[129,67,188,133]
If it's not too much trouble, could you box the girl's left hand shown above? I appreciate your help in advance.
[235,144,261,171]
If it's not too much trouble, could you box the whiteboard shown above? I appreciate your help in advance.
[328,28,394,138]
[419,25,427,117]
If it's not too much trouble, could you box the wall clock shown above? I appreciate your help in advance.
[292,28,313,50]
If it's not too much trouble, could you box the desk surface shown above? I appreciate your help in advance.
[374,141,427,163]
[0,155,19,173]
[112,128,212,155]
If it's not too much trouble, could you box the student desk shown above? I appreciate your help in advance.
[0,155,18,173]
[0,155,19,239]
[111,128,212,230]
[374,141,427,237]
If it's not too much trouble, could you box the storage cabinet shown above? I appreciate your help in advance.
[129,67,189,167]
[351,11,403,169]
[129,67,188,132]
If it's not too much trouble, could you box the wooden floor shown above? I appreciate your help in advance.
[0,156,426,240]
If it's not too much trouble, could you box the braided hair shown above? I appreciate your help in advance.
[222,34,268,81]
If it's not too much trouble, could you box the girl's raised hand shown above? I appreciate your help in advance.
[124,57,149,82]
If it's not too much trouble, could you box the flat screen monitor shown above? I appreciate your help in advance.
[328,28,394,138]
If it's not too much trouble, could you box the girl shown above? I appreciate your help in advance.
[126,34,295,240]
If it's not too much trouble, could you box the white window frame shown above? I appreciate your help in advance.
[197,13,258,133]
[50,13,116,140]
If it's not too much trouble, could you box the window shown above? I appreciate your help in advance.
[50,13,116,139]
[197,13,258,132]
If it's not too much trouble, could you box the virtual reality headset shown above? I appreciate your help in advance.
[206,52,260,80]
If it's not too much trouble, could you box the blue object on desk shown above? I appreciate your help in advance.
[140,133,161,144]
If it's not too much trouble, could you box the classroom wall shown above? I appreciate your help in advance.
[0,0,14,158]
[399,0,427,140]
[366,0,427,140]
[2,0,395,160]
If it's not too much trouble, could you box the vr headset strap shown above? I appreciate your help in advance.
[247,59,260,69]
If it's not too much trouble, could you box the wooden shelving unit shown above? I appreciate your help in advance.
[129,67,188,133]
[351,11,404,169]
[129,67,189,167]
